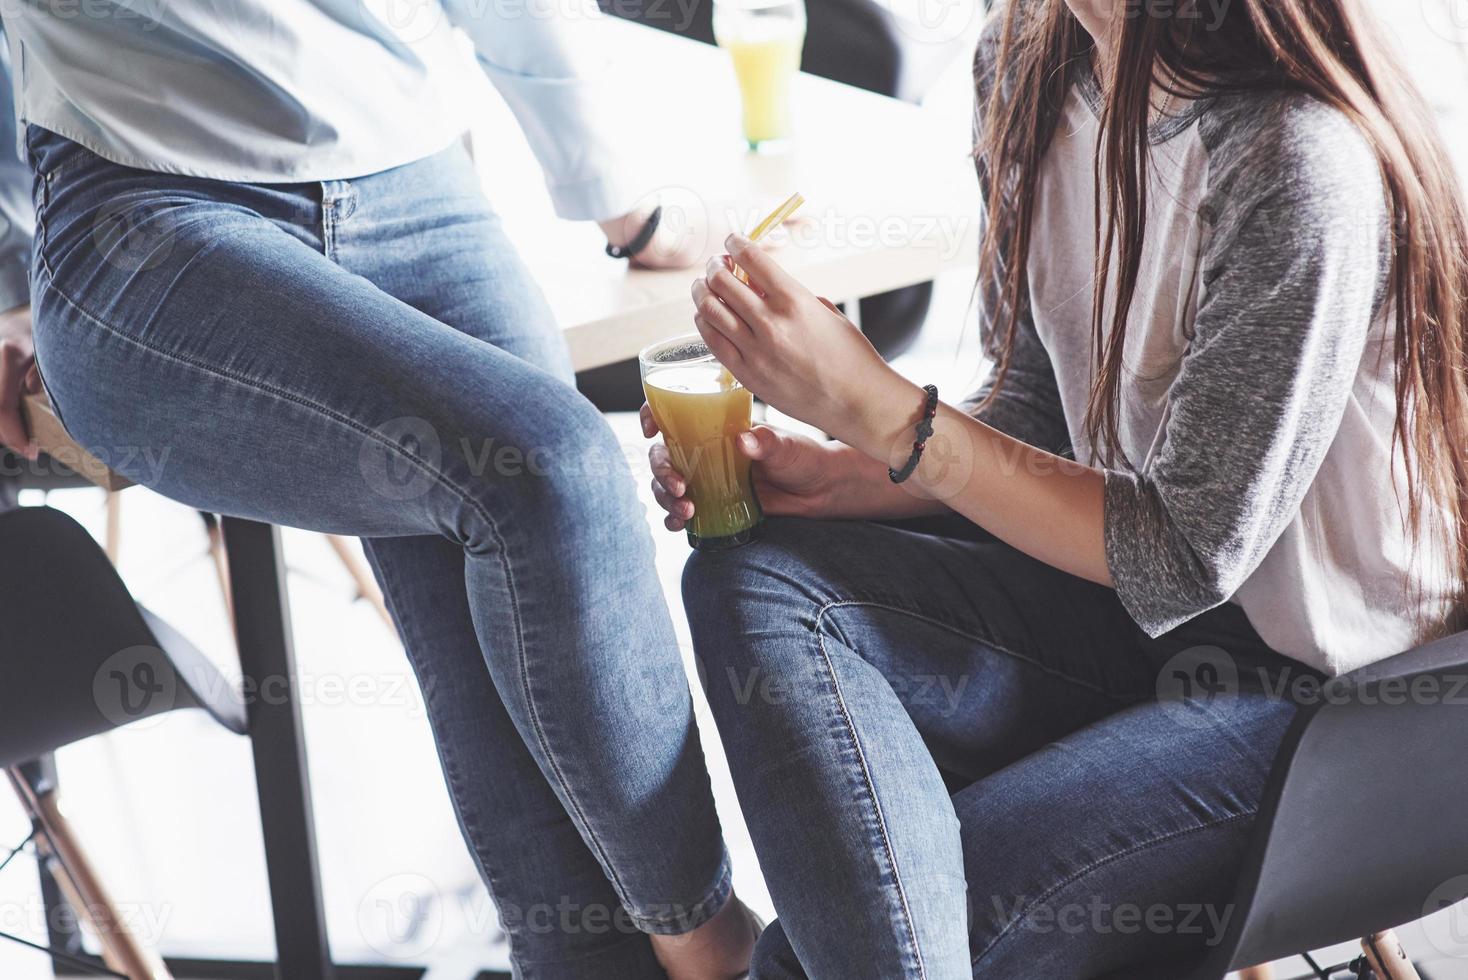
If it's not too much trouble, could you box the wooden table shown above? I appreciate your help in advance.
[467,18,981,371]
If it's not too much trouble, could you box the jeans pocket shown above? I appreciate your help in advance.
[24,124,89,187]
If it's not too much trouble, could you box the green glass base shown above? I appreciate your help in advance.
[688,520,762,551]
[745,136,793,154]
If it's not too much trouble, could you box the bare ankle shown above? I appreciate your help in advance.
[649,894,760,980]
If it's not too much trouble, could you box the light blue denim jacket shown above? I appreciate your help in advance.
[0,0,638,311]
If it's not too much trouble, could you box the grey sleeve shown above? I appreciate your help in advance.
[962,7,1071,455]
[0,24,31,312]
[1104,99,1390,636]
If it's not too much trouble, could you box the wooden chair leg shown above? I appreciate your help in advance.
[6,768,174,980]
[104,490,122,564]
[1363,930,1421,980]
[203,513,235,631]
[1237,967,1274,980]
[324,533,394,630]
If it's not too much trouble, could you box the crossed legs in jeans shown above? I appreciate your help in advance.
[685,516,1307,979]
[29,128,728,979]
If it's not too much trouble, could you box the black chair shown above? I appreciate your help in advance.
[0,504,245,978]
[1117,632,1468,980]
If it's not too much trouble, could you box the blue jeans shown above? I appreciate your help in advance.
[27,127,729,978]
[685,516,1312,979]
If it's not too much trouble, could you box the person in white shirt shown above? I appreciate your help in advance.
[0,3,758,977]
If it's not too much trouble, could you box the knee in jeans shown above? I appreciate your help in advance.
[682,520,834,692]
[683,518,839,616]
[680,538,779,637]
[449,397,638,544]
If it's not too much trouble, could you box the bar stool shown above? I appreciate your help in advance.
[12,391,337,980]
[0,504,247,978]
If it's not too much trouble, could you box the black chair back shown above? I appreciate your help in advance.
[0,506,245,770]
[1169,632,1468,980]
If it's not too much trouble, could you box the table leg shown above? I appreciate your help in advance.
[222,517,335,980]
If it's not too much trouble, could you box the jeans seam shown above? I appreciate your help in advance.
[35,264,636,910]
[33,177,54,285]
[970,809,1256,968]
[818,599,1137,703]
[365,550,519,937]
[814,600,930,980]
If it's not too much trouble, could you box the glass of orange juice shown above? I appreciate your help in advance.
[640,335,763,550]
[712,0,806,150]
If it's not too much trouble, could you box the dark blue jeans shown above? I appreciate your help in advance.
[27,127,729,978]
[685,516,1312,979]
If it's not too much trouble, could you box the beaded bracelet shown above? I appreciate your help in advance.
[888,384,939,484]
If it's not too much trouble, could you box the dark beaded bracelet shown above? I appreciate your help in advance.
[888,384,939,484]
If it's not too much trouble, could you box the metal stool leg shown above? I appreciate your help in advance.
[221,517,335,980]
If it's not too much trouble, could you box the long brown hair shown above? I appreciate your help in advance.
[975,0,1468,632]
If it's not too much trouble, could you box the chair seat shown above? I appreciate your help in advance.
[1159,630,1468,980]
[0,506,245,770]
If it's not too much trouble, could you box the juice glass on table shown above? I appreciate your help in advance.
[712,0,806,150]
[640,335,762,550]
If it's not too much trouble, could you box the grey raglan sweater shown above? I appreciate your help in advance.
[967,15,1458,675]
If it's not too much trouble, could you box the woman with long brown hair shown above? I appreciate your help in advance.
[646,0,1468,975]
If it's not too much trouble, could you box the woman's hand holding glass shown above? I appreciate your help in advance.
[641,233,962,532]
[642,412,865,531]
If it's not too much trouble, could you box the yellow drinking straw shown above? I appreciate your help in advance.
[712,191,804,388]
[732,191,804,285]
